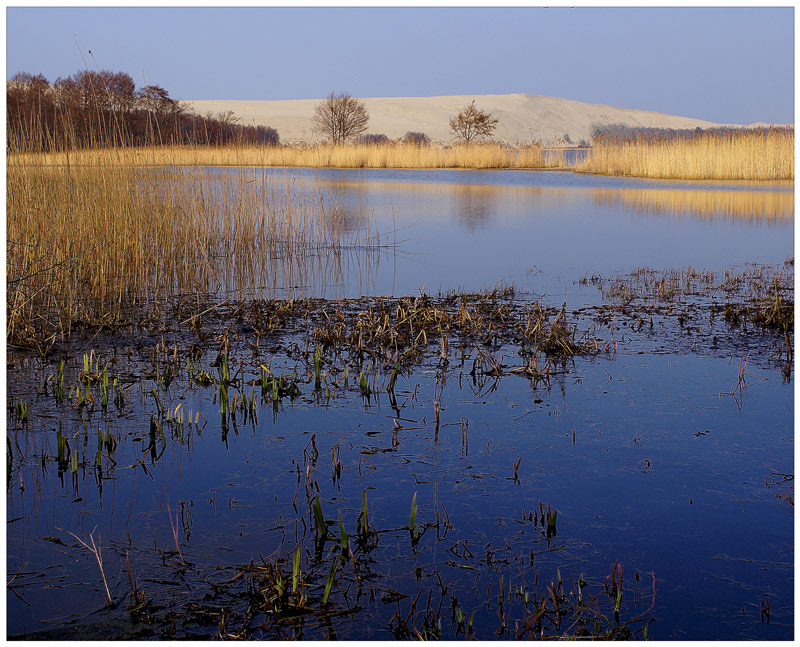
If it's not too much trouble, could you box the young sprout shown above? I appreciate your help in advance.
[322,558,339,606]
[409,491,419,541]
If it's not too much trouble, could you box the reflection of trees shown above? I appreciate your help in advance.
[454,185,496,232]
[324,203,362,237]
[317,183,370,237]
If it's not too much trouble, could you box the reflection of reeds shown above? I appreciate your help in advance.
[576,129,794,180]
[11,142,566,170]
[591,187,793,224]
[7,162,376,349]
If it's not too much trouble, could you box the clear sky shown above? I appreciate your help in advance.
[5,6,795,125]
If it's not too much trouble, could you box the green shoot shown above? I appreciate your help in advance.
[322,558,338,605]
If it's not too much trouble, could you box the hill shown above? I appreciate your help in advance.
[183,93,732,146]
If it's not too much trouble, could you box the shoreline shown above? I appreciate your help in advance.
[8,136,792,181]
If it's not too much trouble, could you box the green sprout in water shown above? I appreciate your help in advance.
[314,347,322,390]
[292,545,301,594]
[338,511,349,557]
[322,558,338,606]
[409,491,419,541]
[54,359,64,401]
[357,489,370,539]
[312,496,328,540]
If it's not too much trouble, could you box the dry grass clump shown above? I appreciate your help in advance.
[7,162,369,352]
[591,187,794,224]
[307,288,609,371]
[576,128,793,181]
[10,142,566,170]
[590,262,793,306]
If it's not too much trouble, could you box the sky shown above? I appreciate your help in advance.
[5,5,795,125]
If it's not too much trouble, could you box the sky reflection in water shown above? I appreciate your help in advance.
[6,168,793,639]
[230,167,793,302]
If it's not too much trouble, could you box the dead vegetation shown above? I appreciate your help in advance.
[7,162,376,353]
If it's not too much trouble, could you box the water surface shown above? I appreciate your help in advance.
[217,168,792,302]
[7,168,793,639]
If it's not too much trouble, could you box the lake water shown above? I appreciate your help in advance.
[6,168,793,639]
[211,168,792,302]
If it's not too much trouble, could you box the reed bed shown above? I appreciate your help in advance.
[10,142,566,170]
[7,162,373,351]
[591,186,794,224]
[576,128,794,180]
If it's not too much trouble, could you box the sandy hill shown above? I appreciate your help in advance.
[184,93,729,146]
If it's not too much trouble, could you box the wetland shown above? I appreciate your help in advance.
[6,167,794,639]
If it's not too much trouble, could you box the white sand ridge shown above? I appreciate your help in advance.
[184,93,748,146]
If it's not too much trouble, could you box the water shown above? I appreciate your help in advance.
[207,167,792,301]
[6,169,793,639]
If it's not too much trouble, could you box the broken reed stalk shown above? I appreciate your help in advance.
[167,502,186,564]
[62,527,113,606]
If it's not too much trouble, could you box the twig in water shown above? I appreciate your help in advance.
[61,526,113,606]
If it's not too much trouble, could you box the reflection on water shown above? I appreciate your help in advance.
[181,168,382,300]
[201,167,793,300]
[7,166,794,640]
[453,184,497,231]
[592,186,794,224]
[317,179,372,236]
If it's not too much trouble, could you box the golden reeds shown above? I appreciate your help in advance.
[7,161,372,349]
[576,128,794,181]
[12,130,792,179]
[10,142,565,170]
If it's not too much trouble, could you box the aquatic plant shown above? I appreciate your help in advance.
[6,161,375,352]
[577,127,793,181]
[11,141,564,171]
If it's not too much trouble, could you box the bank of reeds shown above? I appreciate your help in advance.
[576,128,794,181]
[10,142,565,170]
[7,162,372,351]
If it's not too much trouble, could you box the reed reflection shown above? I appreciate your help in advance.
[591,187,793,225]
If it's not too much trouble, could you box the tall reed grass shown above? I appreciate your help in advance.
[10,142,565,170]
[7,161,373,350]
[576,128,793,181]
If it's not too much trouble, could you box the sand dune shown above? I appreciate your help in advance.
[184,93,738,146]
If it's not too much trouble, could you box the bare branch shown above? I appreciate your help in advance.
[311,92,370,145]
[449,101,499,144]
[60,527,113,606]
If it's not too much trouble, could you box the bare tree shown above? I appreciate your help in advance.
[356,133,390,145]
[311,92,369,144]
[449,100,498,143]
[402,131,430,145]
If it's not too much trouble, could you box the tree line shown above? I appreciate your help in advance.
[7,69,279,152]
[8,69,505,152]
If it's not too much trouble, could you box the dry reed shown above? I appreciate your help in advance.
[576,128,794,181]
[10,142,565,170]
[7,161,372,350]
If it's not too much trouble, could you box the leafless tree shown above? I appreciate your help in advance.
[311,92,369,144]
[449,100,498,143]
[402,131,430,145]
[357,133,390,145]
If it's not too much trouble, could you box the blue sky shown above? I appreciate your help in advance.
[5,6,794,124]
